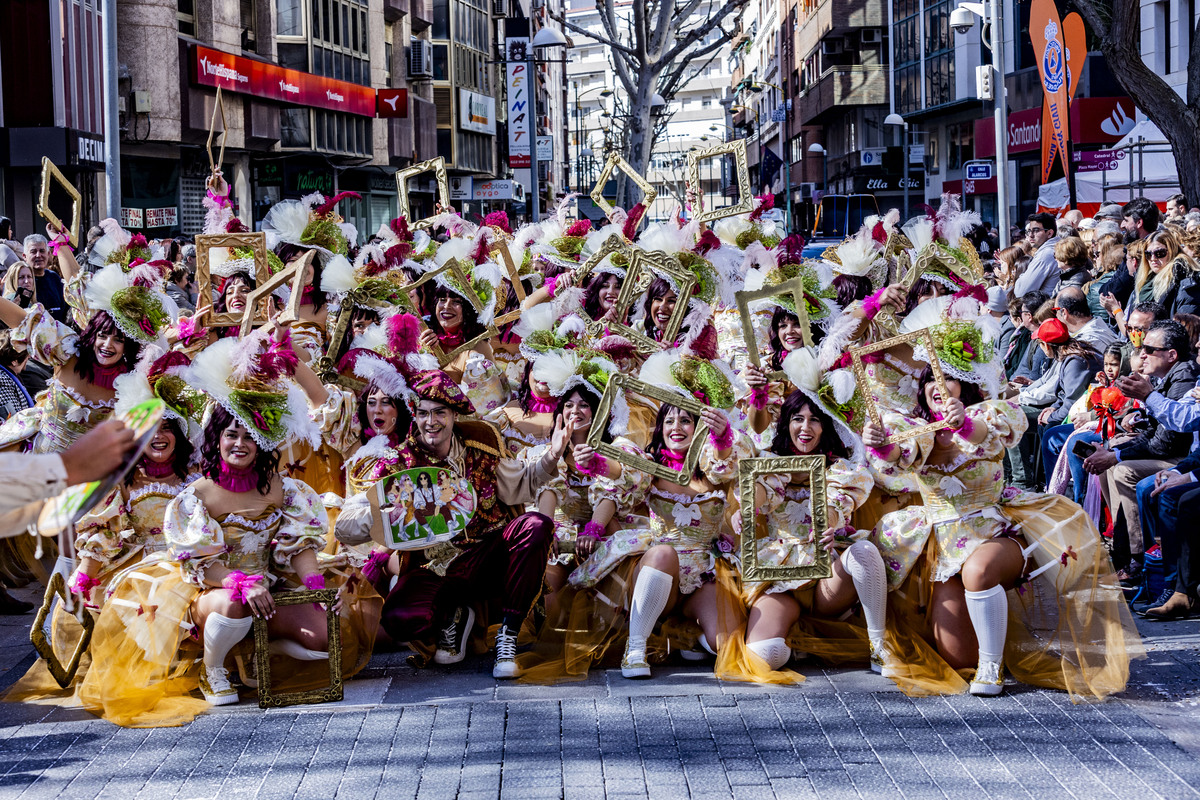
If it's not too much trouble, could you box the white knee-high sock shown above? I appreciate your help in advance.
[628,567,673,640]
[697,633,716,655]
[746,637,790,670]
[964,584,1008,664]
[203,614,253,669]
[843,540,888,642]
[269,639,329,660]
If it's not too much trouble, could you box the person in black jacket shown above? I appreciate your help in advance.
[1083,321,1199,581]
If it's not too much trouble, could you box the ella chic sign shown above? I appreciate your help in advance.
[191,45,375,117]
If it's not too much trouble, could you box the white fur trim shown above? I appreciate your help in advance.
[353,354,412,402]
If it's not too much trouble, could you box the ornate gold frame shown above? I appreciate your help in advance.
[195,232,271,328]
[30,572,94,689]
[589,153,657,227]
[395,259,499,366]
[491,243,526,327]
[586,374,710,484]
[312,291,365,386]
[688,139,753,225]
[37,158,82,248]
[607,249,696,355]
[566,234,631,340]
[206,86,227,176]
[735,278,813,381]
[253,588,343,709]
[395,157,451,229]
[848,328,950,444]
[238,250,311,337]
[738,456,831,583]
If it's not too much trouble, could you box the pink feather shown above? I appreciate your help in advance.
[694,230,721,255]
[260,331,300,381]
[776,234,806,266]
[686,322,719,360]
[390,217,413,242]
[566,219,592,237]
[749,194,775,221]
[483,211,512,234]
[871,221,888,244]
[622,204,646,241]
[226,217,250,234]
[314,191,362,218]
[387,313,421,358]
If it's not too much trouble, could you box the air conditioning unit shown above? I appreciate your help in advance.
[820,38,843,56]
[491,0,506,14]
[798,182,817,200]
[409,39,433,79]
[861,28,882,44]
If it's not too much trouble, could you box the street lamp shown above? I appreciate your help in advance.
[952,1,1010,249]
[572,84,613,193]
[808,143,828,197]
[525,26,567,222]
[884,112,910,220]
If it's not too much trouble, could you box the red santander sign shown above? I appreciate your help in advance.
[192,44,375,117]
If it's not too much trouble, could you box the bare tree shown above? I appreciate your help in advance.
[1070,0,1200,206]
[553,0,748,209]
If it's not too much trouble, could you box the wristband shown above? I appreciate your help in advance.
[70,571,102,601]
[861,286,888,321]
[708,422,734,451]
[176,315,209,346]
[578,520,605,540]
[951,415,975,438]
[49,235,71,255]
[575,453,608,477]
[303,573,326,591]
[749,384,768,410]
[361,550,390,584]
[545,274,560,299]
[221,570,264,604]
[206,188,232,208]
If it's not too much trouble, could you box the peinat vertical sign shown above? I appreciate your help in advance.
[506,36,531,169]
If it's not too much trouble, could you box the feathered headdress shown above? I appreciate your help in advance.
[759,248,840,327]
[828,225,890,291]
[262,191,361,261]
[84,263,179,346]
[530,348,630,437]
[901,293,1002,396]
[339,311,438,409]
[781,347,865,461]
[114,349,205,443]
[182,327,319,450]
[638,343,742,412]
[87,220,153,270]
[431,239,504,326]
[903,194,986,290]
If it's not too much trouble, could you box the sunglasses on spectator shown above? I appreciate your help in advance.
[1140,344,1170,355]
[1147,248,1170,259]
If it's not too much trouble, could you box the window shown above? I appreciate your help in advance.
[177,0,196,35]
[701,95,713,107]
[947,122,973,170]
[433,44,449,80]
[281,108,311,148]
[433,0,450,38]
[240,0,257,49]
[277,0,304,37]
[278,42,308,71]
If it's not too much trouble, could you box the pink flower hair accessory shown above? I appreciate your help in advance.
[222,570,264,604]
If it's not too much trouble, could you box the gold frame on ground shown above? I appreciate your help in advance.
[252,588,343,709]
[30,572,94,689]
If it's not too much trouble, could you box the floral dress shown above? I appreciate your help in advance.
[520,442,600,567]
[0,304,114,453]
[74,473,200,596]
[484,403,553,457]
[748,457,873,598]
[290,319,328,365]
[445,349,510,417]
[78,478,329,726]
[569,436,748,595]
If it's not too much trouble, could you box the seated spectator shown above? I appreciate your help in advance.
[1099,238,1147,317]
[1055,286,1117,351]
[1003,293,1032,376]
[1174,313,1200,358]
[0,331,31,422]
[987,286,1014,358]
[1,262,36,310]
[1081,320,1200,583]
[1116,300,1167,359]
[993,243,1031,293]
[1054,236,1092,289]
[1132,228,1200,318]
[1086,231,1125,322]
[1010,293,1056,386]
[166,264,196,313]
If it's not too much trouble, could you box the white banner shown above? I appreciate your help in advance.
[505,37,530,168]
[459,89,496,135]
[536,136,553,163]
[449,176,473,202]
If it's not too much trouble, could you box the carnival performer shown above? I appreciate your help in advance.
[333,368,570,679]
[862,296,1142,699]
[77,326,355,725]
[733,348,891,679]
[570,338,751,679]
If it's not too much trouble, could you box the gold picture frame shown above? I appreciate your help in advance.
[253,588,343,709]
[586,374,710,484]
[395,157,451,229]
[606,248,697,355]
[688,139,753,225]
[37,158,82,248]
[590,153,657,228]
[238,250,311,337]
[735,278,814,381]
[395,259,499,367]
[738,456,831,583]
[206,86,227,177]
[195,232,271,328]
[565,234,631,340]
[312,291,365,386]
[492,243,526,328]
[30,572,94,689]
[848,328,950,444]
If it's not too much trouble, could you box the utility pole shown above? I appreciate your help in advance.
[102,0,121,218]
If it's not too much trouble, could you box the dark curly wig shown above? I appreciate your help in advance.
[200,406,280,495]
[583,272,622,321]
[640,277,678,341]
[75,311,141,384]
[767,306,803,371]
[428,284,485,340]
[647,403,702,481]
[769,390,848,460]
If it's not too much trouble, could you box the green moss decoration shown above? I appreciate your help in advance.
[671,356,735,409]
[228,389,290,439]
[301,218,348,255]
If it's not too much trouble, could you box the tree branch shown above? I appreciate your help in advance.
[660,0,747,65]
[550,10,639,58]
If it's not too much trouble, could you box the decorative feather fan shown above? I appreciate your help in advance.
[899,294,953,335]
[834,229,882,278]
[262,200,311,252]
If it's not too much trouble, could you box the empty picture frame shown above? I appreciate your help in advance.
[395,157,451,228]
[606,248,697,354]
[206,86,227,177]
[738,455,831,584]
[586,374,710,484]
[312,292,364,386]
[848,327,950,444]
[253,588,343,709]
[195,232,271,328]
[492,242,526,328]
[394,259,499,366]
[29,572,94,689]
[589,153,657,228]
[566,233,631,340]
[237,250,310,337]
[688,139,753,225]
[37,158,82,248]
[735,278,814,381]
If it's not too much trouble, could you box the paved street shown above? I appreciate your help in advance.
[1,584,1198,800]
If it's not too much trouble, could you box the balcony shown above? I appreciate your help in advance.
[384,0,409,22]
[411,0,432,31]
[796,64,885,125]
[796,0,883,59]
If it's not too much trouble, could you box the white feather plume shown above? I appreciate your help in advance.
[741,241,778,274]
[638,221,691,255]
[432,236,472,267]
[834,229,882,278]
[782,347,822,395]
[112,371,155,422]
[353,354,411,401]
[321,253,357,294]
[512,302,558,340]
[262,200,310,251]
[84,263,131,317]
[899,294,952,334]
[713,215,751,246]
[88,218,131,268]
[827,369,856,406]
[902,216,934,256]
[638,350,687,400]
[936,193,983,245]
[530,349,581,396]
[349,319,388,353]
[556,314,586,339]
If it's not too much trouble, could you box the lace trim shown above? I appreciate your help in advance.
[648,486,725,504]
[216,510,283,532]
[55,379,116,410]
[127,480,189,504]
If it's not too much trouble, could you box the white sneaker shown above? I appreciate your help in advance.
[492,624,520,679]
[434,606,475,665]
[868,638,897,678]
[970,659,1004,696]
[621,635,651,679]
[199,663,240,705]
[679,647,708,662]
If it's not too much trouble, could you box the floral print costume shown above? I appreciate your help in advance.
[0,304,114,453]
[520,442,599,567]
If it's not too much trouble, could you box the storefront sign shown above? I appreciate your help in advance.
[536,136,553,163]
[286,169,334,196]
[121,208,144,228]
[474,180,525,201]
[450,176,474,201]
[505,37,531,168]
[191,44,375,117]
[975,98,1136,158]
[853,174,923,193]
[145,207,178,228]
[1074,148,1127,173]
[944,177,998,195]
[377,89,408,119]
[74,132,105,168]
[459,90,496,135]
[859,148,885,167]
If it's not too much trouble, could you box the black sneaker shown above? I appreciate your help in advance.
[0,587,33,615]
[433,606,475,665]
[1117,561,1143,588]
[1138,587,1175,616]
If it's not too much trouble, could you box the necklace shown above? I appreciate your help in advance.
[217,462,258,493]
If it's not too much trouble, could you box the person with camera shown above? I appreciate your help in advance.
[1081,320,1199,585]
